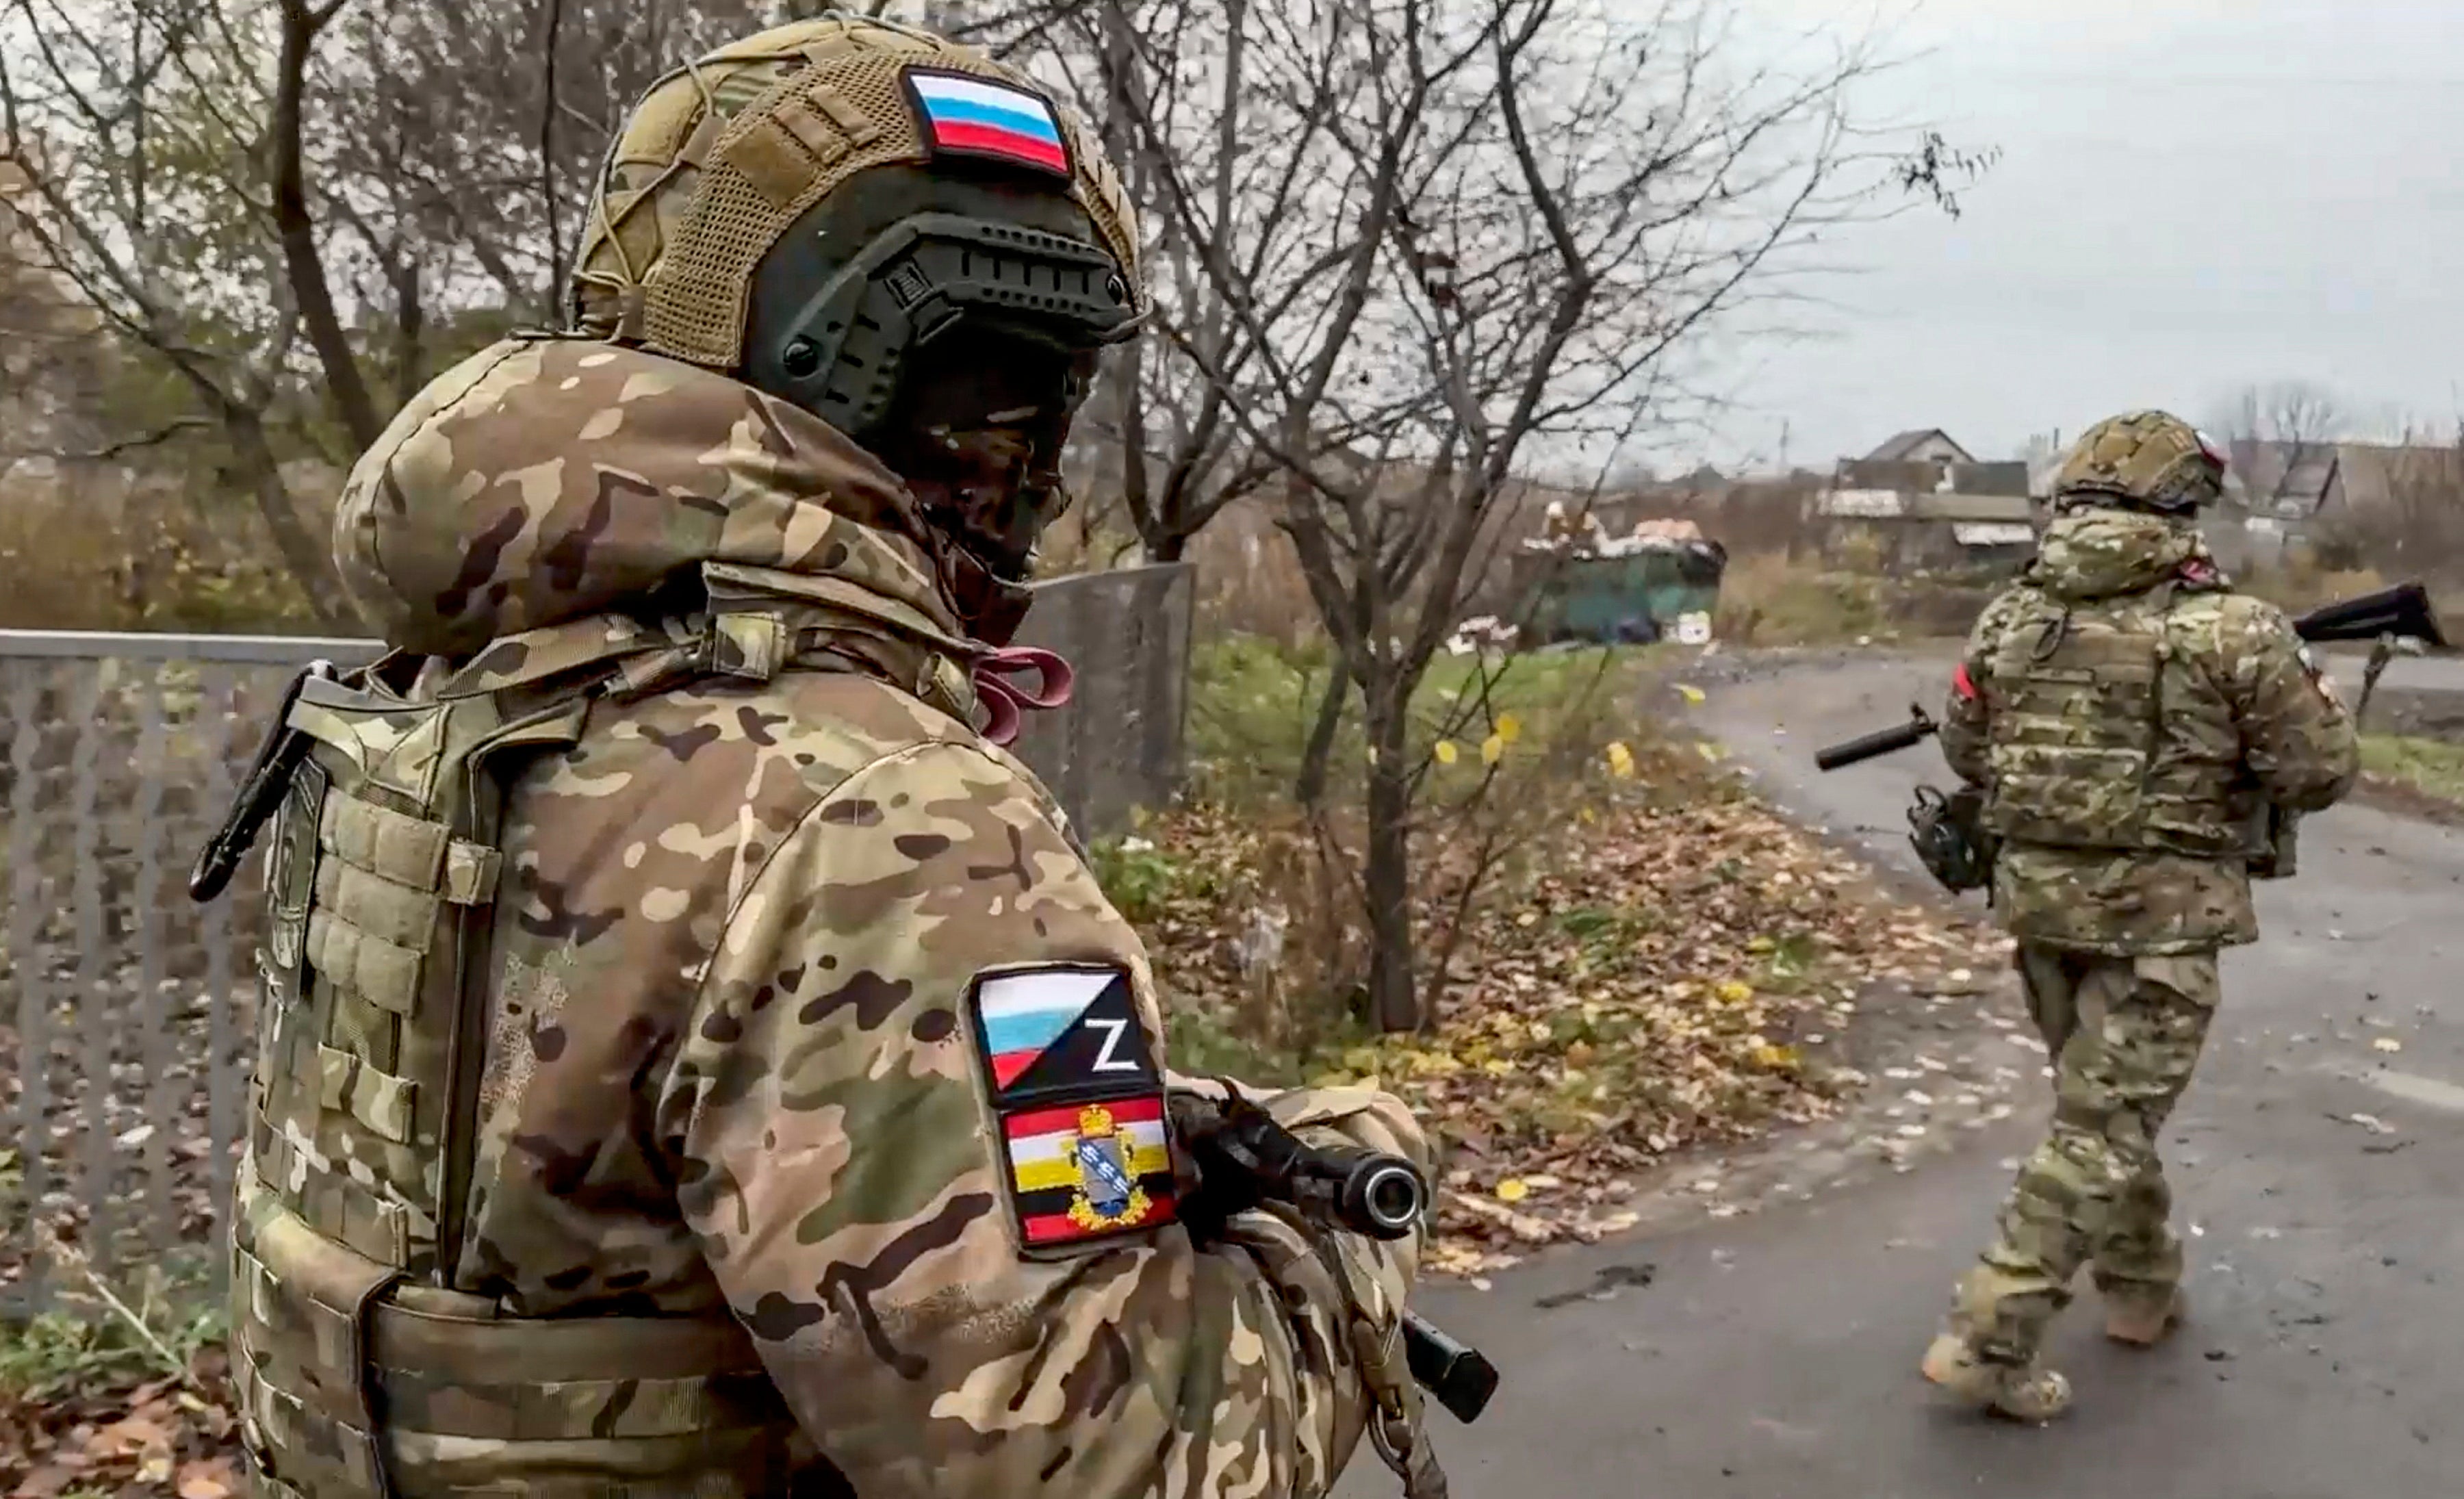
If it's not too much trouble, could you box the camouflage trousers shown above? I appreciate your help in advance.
[1951,945,2221,1364]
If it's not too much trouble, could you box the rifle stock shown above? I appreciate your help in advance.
[2289,580,2447,649]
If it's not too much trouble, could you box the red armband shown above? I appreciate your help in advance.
[1952,661,1979,701]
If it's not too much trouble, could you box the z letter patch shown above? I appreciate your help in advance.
[967,965,1177,1251]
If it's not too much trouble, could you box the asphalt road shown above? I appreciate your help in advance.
[1337,653,2464,1499]
[2311,644,2464,697]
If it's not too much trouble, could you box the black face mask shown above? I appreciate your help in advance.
[873,329,1098,642]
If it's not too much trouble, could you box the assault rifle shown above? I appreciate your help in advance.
[1810,580,2449,887]
[2255,581,2446,874]
[1172,1086,1500,1426]
[2294,580,2448,721]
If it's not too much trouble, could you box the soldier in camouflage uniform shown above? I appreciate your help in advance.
[216,18,1441,1499]
[1918,411,2359,1421]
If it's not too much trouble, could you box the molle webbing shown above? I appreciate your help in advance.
[233,667,809,1498]
[231,1186,806,1499]
[249,679,541,1281]
[1981,587,2243,856]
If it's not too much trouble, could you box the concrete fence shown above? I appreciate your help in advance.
[0,563,1192,1311]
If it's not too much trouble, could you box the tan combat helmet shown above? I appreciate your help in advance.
[569,12,1142,397]
[2050,410,2231,517]
[568,13,1146,643]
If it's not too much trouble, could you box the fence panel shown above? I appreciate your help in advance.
[0,564,1190,1312]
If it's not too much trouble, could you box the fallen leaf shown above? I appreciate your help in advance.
[177,1459,239,1499]
[1675,684,1706,705]
[2373,1038,2403,1053]
[14,1464,79,1499]
[91,1415,171,1456]
[1495,1179,1530,1203]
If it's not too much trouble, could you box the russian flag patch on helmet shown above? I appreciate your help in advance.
[905,69,1070,177]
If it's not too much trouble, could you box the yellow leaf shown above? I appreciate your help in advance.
[1434,739,1459,765]
[1716,980,1753,1003]
[1495,1178,1530,1203]
[1606,741,1636,779]
[1695,741,1723,762]
[1481,733,1505,765]
[1675,683,1706,705]
[1495,712,1523,744]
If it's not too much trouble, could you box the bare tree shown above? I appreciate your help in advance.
[0,0,365,624]
[2211,379,2348,514]
[1100,0,1983,1030]
[0,0,791,624]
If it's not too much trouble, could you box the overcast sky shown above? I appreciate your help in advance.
[1689,0,2464,471]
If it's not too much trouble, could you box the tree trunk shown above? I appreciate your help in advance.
[222,405,358,632]
[274,0,384,454]
[1360,677,1418,1033]
[1294,658,1348,807]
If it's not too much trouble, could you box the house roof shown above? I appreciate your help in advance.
[2326,441,2460,511]
[2222,439,2461,518]
[1833,458,2030,497]
[1864,428,1975,463]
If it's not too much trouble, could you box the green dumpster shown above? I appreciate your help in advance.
[1510,541,1728,646]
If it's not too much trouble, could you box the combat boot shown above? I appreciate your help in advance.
[2103,1285,2186,1347]
[1921,1333,2073,1423]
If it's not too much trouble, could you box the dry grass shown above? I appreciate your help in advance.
[0,481,324,634]
[1710,551,1997,646]
[2360,734,2464,810]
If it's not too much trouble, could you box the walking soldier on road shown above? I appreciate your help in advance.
[1918,410,2360,1420]
[203,17,1445,1498]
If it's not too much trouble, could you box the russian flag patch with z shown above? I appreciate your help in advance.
[966,964,1177,1251]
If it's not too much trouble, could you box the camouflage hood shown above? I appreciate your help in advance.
[335,337,965,658]
[2028,505,2205,603]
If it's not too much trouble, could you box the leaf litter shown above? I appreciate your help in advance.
[1134,790,2007,1278]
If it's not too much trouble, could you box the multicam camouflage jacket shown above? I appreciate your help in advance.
[229,333,1433,1499]
[1938,504,2359,955]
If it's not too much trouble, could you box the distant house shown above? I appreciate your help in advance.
[2228,439,2342,521]
[1864,429,1976,466]
[2205,438,2455,569]
[1813,433,2037,571]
